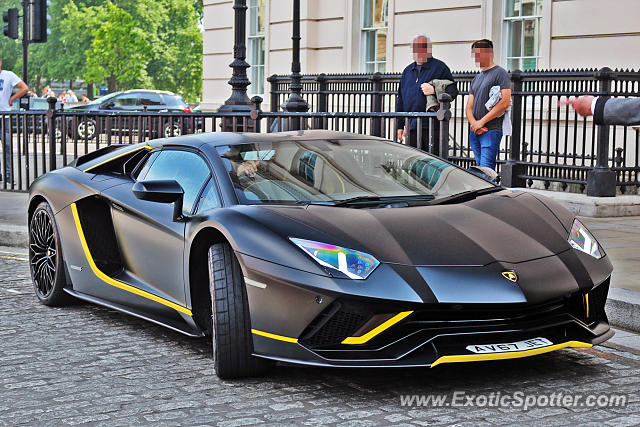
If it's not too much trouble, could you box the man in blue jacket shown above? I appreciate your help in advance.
[396,34,458,152]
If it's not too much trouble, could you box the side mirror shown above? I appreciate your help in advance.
[133,179,185,221]
[468,166,499,183]
[100,101,114,109]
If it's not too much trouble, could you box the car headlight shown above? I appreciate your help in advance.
[568,219,603,259]
[289,238,380,280]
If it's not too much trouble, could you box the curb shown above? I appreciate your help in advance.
[606,288,640,333]
[516,188,640,217]
[0,224,28,248]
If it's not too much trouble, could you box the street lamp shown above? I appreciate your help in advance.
[218,0,252,131]
[282,0,309,129]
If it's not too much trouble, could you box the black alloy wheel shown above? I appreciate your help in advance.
[29,202,72,305]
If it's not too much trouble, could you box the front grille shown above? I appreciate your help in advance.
[300,302,370,348]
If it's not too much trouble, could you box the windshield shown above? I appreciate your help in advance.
[87,92,119,106]
[217,139,495,205]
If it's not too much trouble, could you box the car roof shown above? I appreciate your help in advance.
[123,89,177,95]
[158,130,390,149]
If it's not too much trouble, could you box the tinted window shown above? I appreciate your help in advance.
[134,151,160,180]
[196,180,221,213]
[143,150,210,214]
[31,98,50,110]
[139,93,163,106]
[161,94,187,109]
[217,140,493,205]
[112,93,138,107]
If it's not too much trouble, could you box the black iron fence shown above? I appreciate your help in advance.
[1,67,639,196]
[269,68,640,194]
[0,96,451,192]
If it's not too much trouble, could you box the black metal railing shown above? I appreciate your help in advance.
[1,67,639,196]
[0,95,453,192]
[269,68,640,195]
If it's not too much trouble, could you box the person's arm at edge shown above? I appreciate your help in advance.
[9,80,29,106]
[594,97,640,126]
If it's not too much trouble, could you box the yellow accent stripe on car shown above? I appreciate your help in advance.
[585,294,590,318]
[251,329,299,343]
[430,341,593,368]
[82,145,153,172]
[70,203,192,316]
[342,311,414,345]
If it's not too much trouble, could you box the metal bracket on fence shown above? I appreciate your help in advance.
[587,67,616,197]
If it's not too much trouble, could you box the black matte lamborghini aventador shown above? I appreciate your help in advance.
[28,130,613,378]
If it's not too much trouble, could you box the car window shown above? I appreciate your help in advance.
[142,150,211,214]
[195,179,221,213]
[134,151,160,181]
[139,93,163,106]
[112,93,138,108]
[161,94,187,109]
[31,98,50,110]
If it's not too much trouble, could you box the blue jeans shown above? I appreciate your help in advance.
[469,130,502,170]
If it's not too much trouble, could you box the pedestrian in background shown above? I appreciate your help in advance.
[0,59,29,183]
[465,39,511,170]
[66,90,78,103]
[396,34,458,150]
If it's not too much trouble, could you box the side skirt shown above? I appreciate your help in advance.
[64,288,205,338]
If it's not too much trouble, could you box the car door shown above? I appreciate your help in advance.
[101,148,212,307]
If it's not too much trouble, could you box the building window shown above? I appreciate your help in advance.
[503,0,542,71]
[361,0,388,73]
[247,0,265,95]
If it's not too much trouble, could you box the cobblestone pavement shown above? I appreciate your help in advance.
[1,247,640,426]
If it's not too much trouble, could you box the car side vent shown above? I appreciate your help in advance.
[74,196,124,277]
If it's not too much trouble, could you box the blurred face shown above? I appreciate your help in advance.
[473,47,493,67]
[412,37,431,64]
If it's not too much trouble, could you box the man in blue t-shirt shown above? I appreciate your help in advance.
[396,34,458,152]
[465,39,511,170]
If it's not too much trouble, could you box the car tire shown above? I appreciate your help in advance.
[207,242,272,379]
[29,201,73,306]
[77,118,97,139]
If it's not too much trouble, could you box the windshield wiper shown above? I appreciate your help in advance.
[333,195,435,207]
[427,186,503,206]
[294,200,337,206]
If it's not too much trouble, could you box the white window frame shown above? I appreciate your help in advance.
[247,0,265,96]
[360,0,388,73]
[502,0,542,71]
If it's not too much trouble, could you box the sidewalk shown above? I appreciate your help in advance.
[0,191,28,247]
[1,190,639,331]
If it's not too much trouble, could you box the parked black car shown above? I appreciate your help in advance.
[66,90,194,139]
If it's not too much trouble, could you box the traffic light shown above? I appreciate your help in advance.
[29,0,50,43]
[2,8,18,39]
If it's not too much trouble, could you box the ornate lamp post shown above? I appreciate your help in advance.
[282,0,309,129]
[218,0,252,131]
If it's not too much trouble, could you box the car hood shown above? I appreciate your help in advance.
[239,190,573,267]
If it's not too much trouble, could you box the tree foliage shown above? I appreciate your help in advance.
[0,0,203,101]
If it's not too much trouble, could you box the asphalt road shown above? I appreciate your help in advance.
[1,247,640,426]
